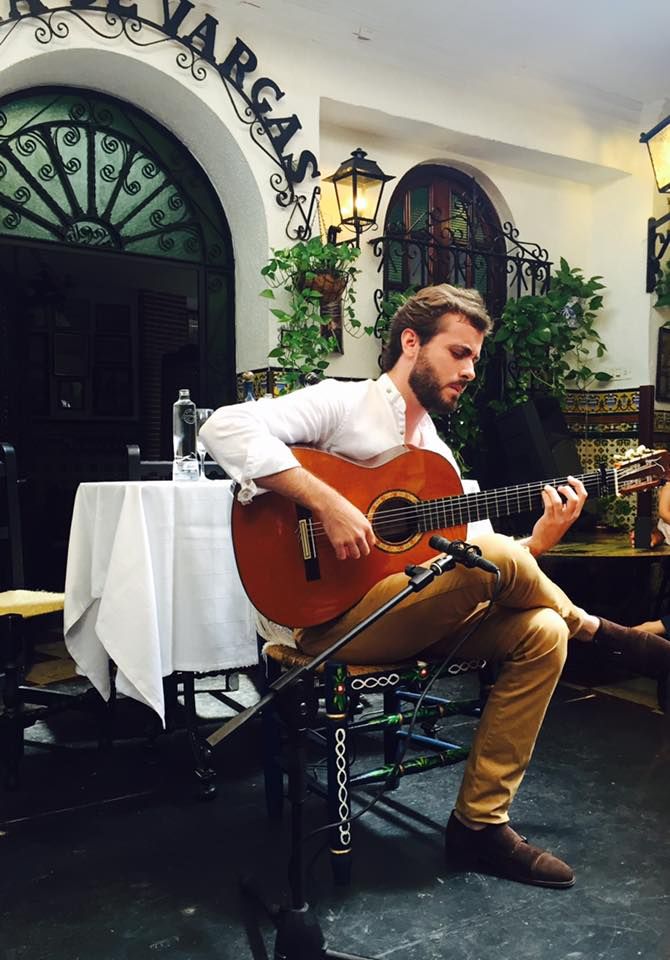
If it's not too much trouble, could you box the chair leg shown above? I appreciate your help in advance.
[181,672,217,801]
[261,651,284,819]
[382,687,402,771]
[163,674,179,732]
[0,614,25,790]
[324,663,352,886]
[96,658,116,752]
[478,662,499,709]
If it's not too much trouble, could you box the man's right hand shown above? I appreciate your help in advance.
[314,492,376,560]
[255,465,376,561]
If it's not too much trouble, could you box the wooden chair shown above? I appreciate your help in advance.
[260,636,496,885]
[124,444,244,799]
[0,442,107,788]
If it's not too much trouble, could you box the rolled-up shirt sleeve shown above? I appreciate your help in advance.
[199,381,349,502]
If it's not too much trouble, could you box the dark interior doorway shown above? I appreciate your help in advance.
[0,87,236,589]
[1,242,206,588]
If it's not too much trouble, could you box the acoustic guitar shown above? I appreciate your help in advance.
[231,445,670,628]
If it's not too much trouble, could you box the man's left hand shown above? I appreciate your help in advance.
[525,476,588,557]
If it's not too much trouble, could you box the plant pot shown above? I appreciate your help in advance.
[298,271,347,303]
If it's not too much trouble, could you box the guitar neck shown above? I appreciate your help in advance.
[417,468,617,531]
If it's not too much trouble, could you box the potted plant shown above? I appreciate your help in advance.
[261,237,367,391]
[491,258,612,411]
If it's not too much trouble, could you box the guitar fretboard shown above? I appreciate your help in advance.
[415,468,615,532]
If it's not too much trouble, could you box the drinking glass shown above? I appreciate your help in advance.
[195,407,214,479]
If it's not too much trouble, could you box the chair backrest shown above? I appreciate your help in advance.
[0,442,25,588]
[126,444,228,480]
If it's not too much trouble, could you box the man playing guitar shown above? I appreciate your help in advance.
[201,284,670,890]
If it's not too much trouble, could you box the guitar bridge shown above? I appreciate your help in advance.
[297,508,321,582]
[298,518,314,560]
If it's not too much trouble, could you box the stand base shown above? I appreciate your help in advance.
[241,882,374,960]
[274,905,374,960]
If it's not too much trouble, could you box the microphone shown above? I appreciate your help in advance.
[428,534,500,575]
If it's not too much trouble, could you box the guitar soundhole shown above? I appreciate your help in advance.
[372,496,418,546]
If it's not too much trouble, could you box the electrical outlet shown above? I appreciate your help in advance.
[610,367,631,380]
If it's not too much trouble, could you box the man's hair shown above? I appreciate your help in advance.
[381,284,493,371]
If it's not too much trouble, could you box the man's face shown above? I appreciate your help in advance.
[407,313,483,414]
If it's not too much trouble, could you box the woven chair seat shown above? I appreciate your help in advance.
[0,590,64,618]
[263,642,423,677]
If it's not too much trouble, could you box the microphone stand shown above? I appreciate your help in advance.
[208,553,456,960]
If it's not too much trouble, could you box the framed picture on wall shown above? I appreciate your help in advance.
[657,327,670,402]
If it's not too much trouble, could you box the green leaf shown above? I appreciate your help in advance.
[270,308,293,322]
[260,288,275,299]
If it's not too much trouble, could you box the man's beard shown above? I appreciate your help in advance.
[408,353,462,414]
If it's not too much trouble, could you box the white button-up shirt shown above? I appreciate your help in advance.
[200,374,492,538]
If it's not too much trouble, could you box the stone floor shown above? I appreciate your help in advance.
[1,657,669,960]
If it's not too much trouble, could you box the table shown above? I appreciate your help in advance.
[64,481,258,724]
[541,530,670,624]
[545,531,670,560]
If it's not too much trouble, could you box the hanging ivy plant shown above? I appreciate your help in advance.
[260,237,366,391]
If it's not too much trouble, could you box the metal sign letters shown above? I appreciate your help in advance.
[0,0,321,237]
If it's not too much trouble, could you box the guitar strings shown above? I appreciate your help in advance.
[300,461,655,541]
[304,474,603,536]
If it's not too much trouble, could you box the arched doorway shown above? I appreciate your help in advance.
[0,87,236,586]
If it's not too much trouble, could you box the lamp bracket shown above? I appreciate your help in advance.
[646,212,670,293]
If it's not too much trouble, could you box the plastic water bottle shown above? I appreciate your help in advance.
[172,388,199,481]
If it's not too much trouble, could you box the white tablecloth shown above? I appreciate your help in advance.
[64,480,258,723]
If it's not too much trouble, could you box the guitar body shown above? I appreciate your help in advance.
[231,446,466,627]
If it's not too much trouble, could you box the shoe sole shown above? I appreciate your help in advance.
[445,845,576,889]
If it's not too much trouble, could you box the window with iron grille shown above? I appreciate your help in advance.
[383,165,508,319]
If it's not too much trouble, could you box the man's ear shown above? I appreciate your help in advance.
[400,327,420,357]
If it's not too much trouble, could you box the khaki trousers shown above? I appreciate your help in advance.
[297,533,588,825]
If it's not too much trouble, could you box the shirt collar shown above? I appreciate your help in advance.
[376,372,405,409]
[376,372,434,437]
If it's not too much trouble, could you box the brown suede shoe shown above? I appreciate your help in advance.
[594,618,670,711]
[444,813,575,888]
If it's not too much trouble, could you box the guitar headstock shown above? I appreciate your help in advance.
[614,445,670,495]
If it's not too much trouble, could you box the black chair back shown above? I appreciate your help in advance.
[0,442,25,588]
[126,444,227,480]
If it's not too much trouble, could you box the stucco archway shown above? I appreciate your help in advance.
[0,42,271,370]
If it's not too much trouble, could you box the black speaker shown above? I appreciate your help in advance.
[534,395,583,477]
[493,398,589,535]
[495,398,581,484]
